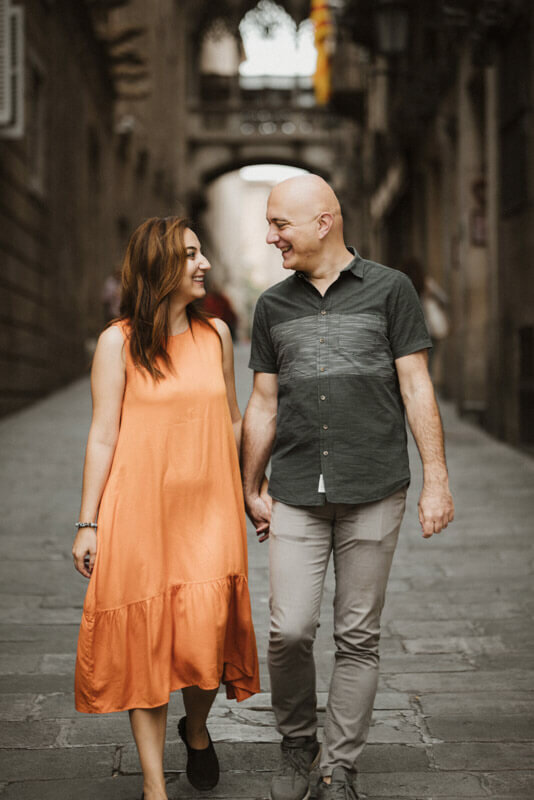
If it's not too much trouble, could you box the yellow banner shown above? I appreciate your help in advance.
[310,0,333,105]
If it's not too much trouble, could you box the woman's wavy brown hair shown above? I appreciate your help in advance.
[119,216,214,380]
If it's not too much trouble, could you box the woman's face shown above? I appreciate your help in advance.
[175,228,211,303]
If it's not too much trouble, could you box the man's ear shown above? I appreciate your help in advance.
[317,212,334,240]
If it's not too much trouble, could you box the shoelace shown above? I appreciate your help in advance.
[277,747,314,780]
[328,777,358,800]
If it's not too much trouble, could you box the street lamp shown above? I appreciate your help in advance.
[375,0,409,56]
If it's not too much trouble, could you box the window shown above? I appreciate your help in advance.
[499,21,530,217]
[0,2,24,138]
[0,0,11,124]
[27,55,46,195]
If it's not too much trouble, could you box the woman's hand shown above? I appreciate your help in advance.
[72,528,97,578]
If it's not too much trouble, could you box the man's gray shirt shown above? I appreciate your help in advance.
[248,249,432,506]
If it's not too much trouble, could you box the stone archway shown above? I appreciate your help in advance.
[187,150,333,221]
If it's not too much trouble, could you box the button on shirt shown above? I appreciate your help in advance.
[248,249,432,506]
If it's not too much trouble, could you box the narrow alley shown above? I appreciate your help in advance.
[0,345,532,799]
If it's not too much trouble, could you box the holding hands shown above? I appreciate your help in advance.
[245,484,272,543]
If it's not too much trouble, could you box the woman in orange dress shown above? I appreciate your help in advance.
[72,217,260,800]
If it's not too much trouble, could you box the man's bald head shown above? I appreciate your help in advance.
[266,174,347,273]
[268,174,341,221]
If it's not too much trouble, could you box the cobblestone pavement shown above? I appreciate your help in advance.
[0,343,533,799]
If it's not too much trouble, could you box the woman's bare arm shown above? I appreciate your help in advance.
[72,326,126,577]
[213,318,242,451]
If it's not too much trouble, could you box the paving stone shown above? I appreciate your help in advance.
[31,693,78,720]
[356,771,484,797]
[433,742,534,771]
[388,621,477,638]
[403,636,506,655]
[0,639,77,655]
[476,618,534,648]
[0,744,116,781]
[0,596,42,611]
[356,796,525,800]
[384,670,534,693]
[381,579,413,593]
[418,691,534,716]
[358,744,429,773]
[0,776,141,799]
[482,771,534,795]
[0,694,37,722]
[40,654,76,674]
[374,638,406,655]
[473,652,534,671]
[0,606,81,624]
[366,712,421,745]
[380,654,474,673]
[0,720,61,748]
[0,674,73,694]
[40,595,84,609]
[0,624,79,643]
[0,562,82,596]
[384,600,522,622]
[58,716,133,746]
[426,714,534,741]
[0,537,67,561]
[441,559,533,579]
[0,656,41,676]
[167,771,274,798]
[372,692,412,710]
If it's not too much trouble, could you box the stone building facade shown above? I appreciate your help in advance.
[0,0,187,417]
[339,0,534,449]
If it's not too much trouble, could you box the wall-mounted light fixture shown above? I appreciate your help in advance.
[375,0,409,56]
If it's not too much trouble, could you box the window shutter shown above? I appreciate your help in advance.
[0,4,24,137]
[0,0,10,124]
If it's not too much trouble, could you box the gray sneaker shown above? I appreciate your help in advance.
[316,766,359,800]
[270,735,321,800]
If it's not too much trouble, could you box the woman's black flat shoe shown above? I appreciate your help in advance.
[178,715,219,790]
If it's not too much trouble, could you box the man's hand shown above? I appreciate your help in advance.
[396,351,455,540]
[245,493,272,543]
[418,483,454,538]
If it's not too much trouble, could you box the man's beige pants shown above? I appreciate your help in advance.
[268,487,407,777]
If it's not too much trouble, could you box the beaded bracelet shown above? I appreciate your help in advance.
[75,522,98,530]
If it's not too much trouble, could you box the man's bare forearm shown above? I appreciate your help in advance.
[403,379,449,485]
[241,402,276,498]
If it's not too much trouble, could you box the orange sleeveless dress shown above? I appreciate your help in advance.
[75,319,260,713]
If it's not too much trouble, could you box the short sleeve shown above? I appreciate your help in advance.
[248,296,278,373]
[388,273,432,359]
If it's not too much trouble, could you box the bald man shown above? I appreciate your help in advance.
[242,176,454,800]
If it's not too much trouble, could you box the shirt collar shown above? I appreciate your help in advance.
[342,247,364,278]
[296,246,364,280]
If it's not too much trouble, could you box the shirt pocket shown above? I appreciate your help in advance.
[332,313,394,378]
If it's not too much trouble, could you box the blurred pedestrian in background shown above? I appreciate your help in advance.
[203,280,239,341]
[399,257,450,375]
[72,217,259,800]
